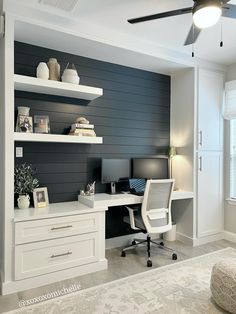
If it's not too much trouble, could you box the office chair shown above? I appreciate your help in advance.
[121,179,177,267]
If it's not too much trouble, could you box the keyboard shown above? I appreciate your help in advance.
[130,190,144,196]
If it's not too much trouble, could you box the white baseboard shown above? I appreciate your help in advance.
[224,231,236,243]
[105,233,160,249]
[176,232,194,246]
[193,232,224,246]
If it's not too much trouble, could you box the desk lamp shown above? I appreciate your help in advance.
[168,146,176,179]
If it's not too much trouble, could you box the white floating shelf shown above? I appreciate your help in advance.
[14,74,103,101]
[14,133,103,144]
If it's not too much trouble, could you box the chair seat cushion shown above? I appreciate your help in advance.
[211,260,236,313]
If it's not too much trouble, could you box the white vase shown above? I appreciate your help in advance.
[17,106,30,116]
[36,62,49,80]
[17,194,30,209]
[62,69,80,84]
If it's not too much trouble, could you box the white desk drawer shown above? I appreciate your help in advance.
[15,232,98,280]
[15,213,99,244]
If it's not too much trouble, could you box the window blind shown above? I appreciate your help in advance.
[230,119,236,199]
[224,81,236,120]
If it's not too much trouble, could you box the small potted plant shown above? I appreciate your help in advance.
[14,163,39,209]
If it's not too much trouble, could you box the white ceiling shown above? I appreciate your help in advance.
[5,0,236,72]
[46,0,236,65]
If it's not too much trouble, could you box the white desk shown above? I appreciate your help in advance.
[78,190,194,208]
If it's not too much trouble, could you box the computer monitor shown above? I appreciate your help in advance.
[101,159,130,194]
[132,158,169,179]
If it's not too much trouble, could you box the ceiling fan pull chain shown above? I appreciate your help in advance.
[220,18,223,47]
[192,25,195,57]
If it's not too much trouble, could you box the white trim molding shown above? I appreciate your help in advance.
[224,231,236,243]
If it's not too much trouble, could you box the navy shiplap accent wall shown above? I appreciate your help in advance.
[14,42,170,238]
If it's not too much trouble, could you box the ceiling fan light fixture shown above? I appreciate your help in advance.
[193,0,222,29]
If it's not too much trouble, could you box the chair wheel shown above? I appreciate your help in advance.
[147,260,152,267]
[121,251,126,257]
[172,253,177,260]
[159,242,164,247]
[131,240,136,246]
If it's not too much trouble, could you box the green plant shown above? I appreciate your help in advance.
[14,163,39,195]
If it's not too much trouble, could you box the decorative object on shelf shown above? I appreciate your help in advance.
[17,106,30,116]
[86,181,96,196]
[17,116,33,133]
[36,62,49,80]
[16,106,33,133]
[168,146,177,179]
[75,116,89,124]
[47,58,60,81]
[69,117,96,137]
[14,163,39,209]
[34,115,50,134]
[80,189,86,196]
[17,194,30,210]
[33,187,49,208]
[62,63,80,84]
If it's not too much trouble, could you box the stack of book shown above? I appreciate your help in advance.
[69,123,96,137]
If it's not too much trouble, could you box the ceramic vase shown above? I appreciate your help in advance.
[47,58,60,81]
[17,106,30,116]
[36,62,49,80]
[62,63,80,84]
[17,194,30,209]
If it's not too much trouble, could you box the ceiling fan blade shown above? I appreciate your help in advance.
[184,24,202,46]
[128,7,192,24]
[222,4,236,19]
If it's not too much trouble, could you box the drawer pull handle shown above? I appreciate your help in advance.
[199,130,203,146]
[50,251,72,258]
[51,225,73,231]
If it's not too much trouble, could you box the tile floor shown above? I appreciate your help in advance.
[0,239,235,313]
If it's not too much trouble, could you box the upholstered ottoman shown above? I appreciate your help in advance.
[210,260,236,314]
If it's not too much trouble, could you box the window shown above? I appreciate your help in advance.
[230,119,236,199]
[224,82,236,200]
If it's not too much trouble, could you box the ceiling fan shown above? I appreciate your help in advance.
[128,0,236,46]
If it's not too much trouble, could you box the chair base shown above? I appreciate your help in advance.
[121,235,177,267]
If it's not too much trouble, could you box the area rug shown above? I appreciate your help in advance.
[7,248,236,314]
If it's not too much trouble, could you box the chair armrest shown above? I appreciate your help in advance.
[124,206,140,230]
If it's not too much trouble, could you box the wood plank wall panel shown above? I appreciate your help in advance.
[14,41,170,238]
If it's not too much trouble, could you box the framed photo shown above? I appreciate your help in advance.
[33,187,49,208]
[34,115,50,134]
[16,115,33,133]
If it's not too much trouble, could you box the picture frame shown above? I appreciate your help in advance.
[34,115,50,134]
[33,187,49,208]
[16,115,33,133]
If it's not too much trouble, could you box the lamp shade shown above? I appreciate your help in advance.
[168,146,176,158]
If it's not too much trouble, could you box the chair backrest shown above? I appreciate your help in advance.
[141,179,175,234]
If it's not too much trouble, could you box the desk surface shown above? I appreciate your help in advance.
[78,190,194,208]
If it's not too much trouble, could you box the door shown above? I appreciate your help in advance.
[198,69,224,151]
[197,152,223,238]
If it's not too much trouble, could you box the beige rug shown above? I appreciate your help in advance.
[8,248,236,314]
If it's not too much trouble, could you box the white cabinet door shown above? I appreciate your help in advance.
[197,152,223,238]
[198,69,224,151]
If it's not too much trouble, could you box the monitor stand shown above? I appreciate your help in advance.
[110,182,117,194]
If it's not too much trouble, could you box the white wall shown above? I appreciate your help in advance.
[0,0,3,280]
[225,63,236,233]
[170,68,196,241]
